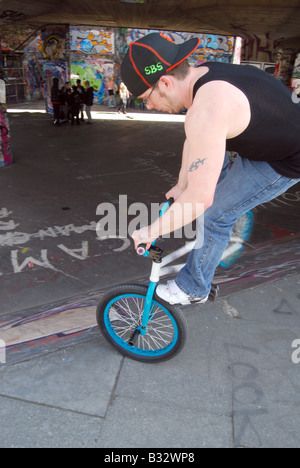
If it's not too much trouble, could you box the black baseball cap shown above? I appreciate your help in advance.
[121,32,200,96]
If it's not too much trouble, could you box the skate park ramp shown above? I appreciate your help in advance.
[0,105,299,361]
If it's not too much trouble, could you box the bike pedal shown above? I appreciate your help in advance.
[208,285,219,302]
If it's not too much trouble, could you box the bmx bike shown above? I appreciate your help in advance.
[97,199,254,363]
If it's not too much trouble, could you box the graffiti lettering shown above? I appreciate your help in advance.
[133,156,177,185]
[0,208,131,283]
[11,249,56,274]
[259,191,300,210]
[225,343,267,447]
[57,241,89,260]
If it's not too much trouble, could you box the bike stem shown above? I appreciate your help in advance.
[128,255,163,345]
[133,199,174,340]
[140,257,162,335]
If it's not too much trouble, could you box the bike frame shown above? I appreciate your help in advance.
[137,200,253,337]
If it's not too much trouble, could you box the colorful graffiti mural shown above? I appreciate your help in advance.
[291,53,300,98]
[273,47,297,89]
[293,53,300,79]
[68,28,117,103]
[23,58,44,101]
[195,34,233,63]
[41,26,68,61]
[23,31,64,102]
[125,28,234,64]
[42,34,63,61]
[70,28,114,57]
[70,62,104,104]
[42,62,67,114]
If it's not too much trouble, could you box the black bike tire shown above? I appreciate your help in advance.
[96,284,188,363]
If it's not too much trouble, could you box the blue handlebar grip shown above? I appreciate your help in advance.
[136,198,175,257]
[159,197,175,216]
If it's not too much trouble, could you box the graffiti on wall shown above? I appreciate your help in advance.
[23,59,44,101]
[23,35,44,101]
[293,53,300,78]
[69,27,116,103]
[238,31,297,89]
[192,34,234,64]
[1,25,239,106]
[70,28,114,57]
[42,34,63,61]
[41,26,68,61]
[241,32,279,63]
[125,28,234,64]
[43,62,67,113]
[71,62,103,104]
[292,53,300,98]
[273,47,297,89]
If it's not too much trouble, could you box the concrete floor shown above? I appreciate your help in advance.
[0,103,299,448]
[1,103,299,316]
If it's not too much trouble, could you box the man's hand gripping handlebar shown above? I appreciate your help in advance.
[135,198,175,258]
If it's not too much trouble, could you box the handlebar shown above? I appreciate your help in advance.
[136,197,174,256]
[136,244,147,256]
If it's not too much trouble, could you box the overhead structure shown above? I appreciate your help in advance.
[1,0,300,43]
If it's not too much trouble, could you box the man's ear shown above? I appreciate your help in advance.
[159,75,173,90]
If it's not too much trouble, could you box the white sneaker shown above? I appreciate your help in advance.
[156,280,209,305]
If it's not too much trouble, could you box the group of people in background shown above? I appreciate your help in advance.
[51,78,94,127]
[50,76,147,126]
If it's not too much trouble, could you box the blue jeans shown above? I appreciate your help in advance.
[176,153,300,298]
[85,105,92,123]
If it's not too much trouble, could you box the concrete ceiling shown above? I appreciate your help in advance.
[1,0,300,43]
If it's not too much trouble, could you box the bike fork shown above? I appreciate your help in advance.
[129,261,161,346]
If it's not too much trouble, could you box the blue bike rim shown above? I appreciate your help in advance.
[103,294,179,357]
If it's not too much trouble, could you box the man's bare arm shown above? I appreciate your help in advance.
[132,82,245,248]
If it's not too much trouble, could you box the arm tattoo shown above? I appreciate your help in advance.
[188,158,207,173]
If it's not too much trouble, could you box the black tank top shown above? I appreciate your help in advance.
[193,62,300,178]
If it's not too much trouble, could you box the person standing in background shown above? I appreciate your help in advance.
[106,76,116,108]
[84,81,94,124]
[60,81,71,122]
[76,79,86,121]
[70,85,81,126]
[118,81,129,114]
[51,77,61,126]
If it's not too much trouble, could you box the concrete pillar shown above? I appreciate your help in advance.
[241,33,298,89]
[273,46,298,89]
[241,33,278,63]
[0,74,12,167]
[291,52,300,102]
